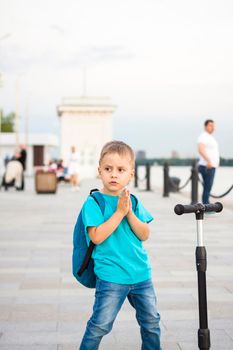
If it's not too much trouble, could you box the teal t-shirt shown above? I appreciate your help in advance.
[82,193,154,284]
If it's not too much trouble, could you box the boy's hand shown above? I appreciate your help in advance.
[117,188,130,216]
[126,192,133,217]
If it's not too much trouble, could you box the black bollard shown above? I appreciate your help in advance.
[163,163,169,197]
[191,160,199,204]
[134,164,138,188]
[146,163,151,191]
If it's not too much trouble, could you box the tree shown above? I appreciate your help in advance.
[0,110,16,132]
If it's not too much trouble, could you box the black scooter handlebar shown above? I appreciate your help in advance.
[174,202,223,215]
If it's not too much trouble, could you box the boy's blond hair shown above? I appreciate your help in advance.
[99,141,135,166]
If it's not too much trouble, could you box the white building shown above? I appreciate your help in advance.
[0,133,59,176]
[57,96,116,178]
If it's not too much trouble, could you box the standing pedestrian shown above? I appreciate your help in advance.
[17,144,27,190]
[68,146,80,191]
[197,119,220,204]
[18,144,27,171]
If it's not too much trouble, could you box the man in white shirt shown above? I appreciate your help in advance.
[197,119,220,204]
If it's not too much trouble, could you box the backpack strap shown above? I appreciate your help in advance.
[130,193,138,212]
[90,189,105,215]
[77,189,105,277]
[77,242,96,277]
[90,188,99,194]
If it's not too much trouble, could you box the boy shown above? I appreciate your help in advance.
[79,141,162,350]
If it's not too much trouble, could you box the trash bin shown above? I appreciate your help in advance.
[168,176,180,192]
[35,171,57,194]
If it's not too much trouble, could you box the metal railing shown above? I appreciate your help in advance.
[163,161,233,203]
[134,160,155,191]
[163,162,193,198]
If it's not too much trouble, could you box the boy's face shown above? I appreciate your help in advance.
[98,152,134,195]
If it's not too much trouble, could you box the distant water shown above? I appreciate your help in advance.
[137,165,233,202]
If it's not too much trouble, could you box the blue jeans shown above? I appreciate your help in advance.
[198,165,216,204]
[79,278,162,350]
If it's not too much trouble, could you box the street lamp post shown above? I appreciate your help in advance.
[25,96,29,147]
[15,77,20,147]
[0,33,12,173]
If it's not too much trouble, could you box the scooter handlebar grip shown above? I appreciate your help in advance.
[174,204,185,215]
[174,202,223,215]
[174,203,202,215]
[204,202,223,213]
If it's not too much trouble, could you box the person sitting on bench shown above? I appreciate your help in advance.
[2,155,24,191]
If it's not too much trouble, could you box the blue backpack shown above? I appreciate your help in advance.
[72,189,138,288]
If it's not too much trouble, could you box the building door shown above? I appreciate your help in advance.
[33,146,44,166]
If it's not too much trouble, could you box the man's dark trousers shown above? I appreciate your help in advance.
[198,165,216,204]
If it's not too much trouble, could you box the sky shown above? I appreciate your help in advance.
[0,0,233,158]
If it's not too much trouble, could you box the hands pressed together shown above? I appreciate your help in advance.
[116,188,149,241]
[88,188,150,245]
[117,188,133,217]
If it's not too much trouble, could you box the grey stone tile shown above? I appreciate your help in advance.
[161,343,181,350]
[9,306,59,322]
[162,309,198,321]
[225,328,233,340]
[57,322,81,332]
[162,329,196,342]
[210,329,233,346]
[0,283,20,290]
[57,311,89,322]
[209,318,233,329]
[162,319,197,331]
[57,346,76,350]
[0,331,81,345]
[0,274,24,283]
[20,282,60,290]
[14,297,60,305]
[0,310,10,321]
[0,321,57,332]
[0,347,57,350]
[178,342,198,350]
[0,298,15,305]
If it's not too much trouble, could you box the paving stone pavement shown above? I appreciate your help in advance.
[0,177,233,350]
